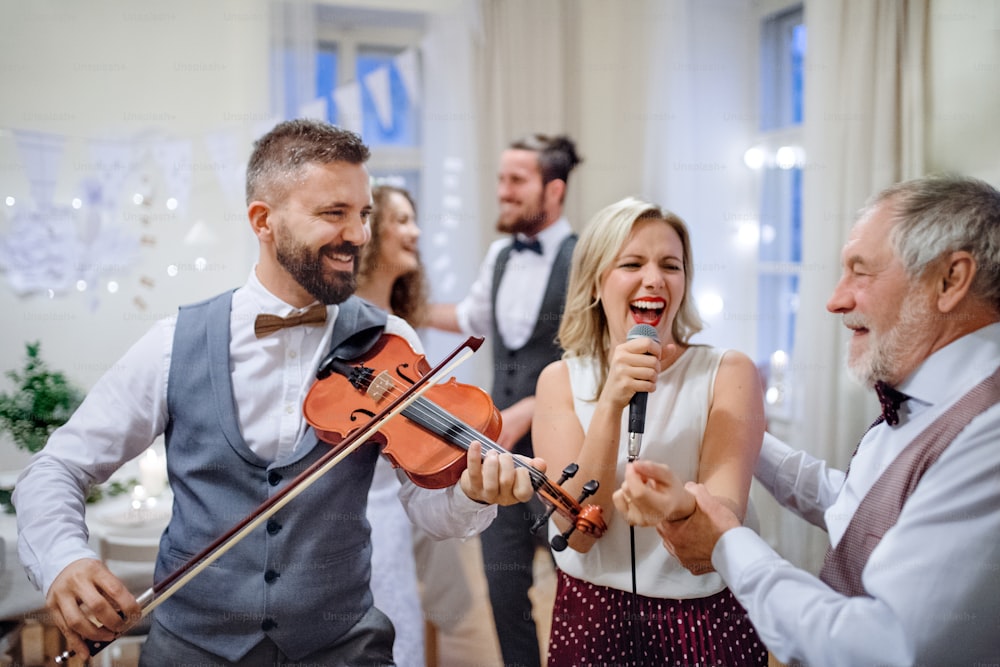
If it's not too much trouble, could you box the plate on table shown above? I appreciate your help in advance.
[91,494,172,531]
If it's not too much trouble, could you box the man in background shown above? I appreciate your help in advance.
[427,133,582,667]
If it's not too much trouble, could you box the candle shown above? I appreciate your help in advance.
[138,448,167,497]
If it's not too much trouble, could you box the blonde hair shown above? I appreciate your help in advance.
[558,197,703,391]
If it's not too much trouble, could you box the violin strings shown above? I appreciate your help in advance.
[351,371,568,500]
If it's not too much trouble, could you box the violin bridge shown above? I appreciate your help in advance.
[367,371,394,402]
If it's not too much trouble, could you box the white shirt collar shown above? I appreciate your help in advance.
[899,321,1000,407]
[514,217,573,259]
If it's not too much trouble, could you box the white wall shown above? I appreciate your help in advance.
[0,0,271,466]
[928,0,1000,184]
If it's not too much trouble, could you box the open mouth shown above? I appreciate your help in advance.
[630,298,665,326]
[847,324,869,338]
[323,249,356,272]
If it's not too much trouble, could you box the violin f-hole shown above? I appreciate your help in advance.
[351,408,376,422]
[395,363,417,385]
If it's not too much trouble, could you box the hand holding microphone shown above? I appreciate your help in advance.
[626,323,659,461]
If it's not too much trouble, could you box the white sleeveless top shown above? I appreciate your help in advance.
[550,345,729,599]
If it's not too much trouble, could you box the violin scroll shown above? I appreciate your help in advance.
[532,463,607,552]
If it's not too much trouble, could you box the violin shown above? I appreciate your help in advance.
[56,334,604,663]
[304,333,607,550]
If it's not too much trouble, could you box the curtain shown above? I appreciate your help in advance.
[474,0,575,221]
[772,0,929,572]
[417,1,492,387]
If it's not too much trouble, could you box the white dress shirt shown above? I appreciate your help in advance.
[15,269,495,594]
[715,322,1000,666]
[455,218,573,349]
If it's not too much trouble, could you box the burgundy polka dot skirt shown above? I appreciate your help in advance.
[547,569,767,667]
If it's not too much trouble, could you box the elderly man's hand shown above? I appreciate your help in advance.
[460,441,542,505]
[612,460,696,526]
[657,482,741,576]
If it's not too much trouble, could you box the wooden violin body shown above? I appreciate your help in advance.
[304,333,502,489]
[304,333,607,549]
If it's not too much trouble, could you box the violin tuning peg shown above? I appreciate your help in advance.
[531,505,556,534]
[578,479,599,502]
[557,463,579,485]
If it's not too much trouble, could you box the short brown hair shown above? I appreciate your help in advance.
[245,119,370,205]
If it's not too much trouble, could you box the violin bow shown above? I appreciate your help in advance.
[56,336,483,663]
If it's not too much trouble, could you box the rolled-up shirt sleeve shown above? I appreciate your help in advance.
[13,318,173,594]
[397,476,496,539]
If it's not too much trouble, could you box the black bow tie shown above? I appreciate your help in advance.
[874,380,909,427]
[511,237,543,255]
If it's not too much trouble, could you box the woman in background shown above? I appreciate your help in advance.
[357,185,429,330]
[356,184,429,667]
[532,197,768,666]
[358,184,490,667]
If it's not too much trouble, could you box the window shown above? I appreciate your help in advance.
[277,5,425,198]
[752,5,805,418]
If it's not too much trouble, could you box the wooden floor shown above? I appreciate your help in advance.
[427,537,556,667]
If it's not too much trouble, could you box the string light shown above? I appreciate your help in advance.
[696,291,724,317]
[742,144,806,170]
[743,146,766,170]
[776,145,804,169]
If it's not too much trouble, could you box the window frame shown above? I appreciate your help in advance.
[754,2,805,423]
[314,20,423,178]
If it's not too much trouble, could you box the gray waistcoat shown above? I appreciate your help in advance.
[155,292,387,661]
[819,366,1000,597]
[490,235,576,457]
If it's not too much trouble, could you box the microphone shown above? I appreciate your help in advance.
[626,323,659,461]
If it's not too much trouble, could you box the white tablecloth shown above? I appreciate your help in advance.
[0,492,172,620]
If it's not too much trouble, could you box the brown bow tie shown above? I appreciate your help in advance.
[254,304,327,338]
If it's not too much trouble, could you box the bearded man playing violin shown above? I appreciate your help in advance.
[13,119,543,667]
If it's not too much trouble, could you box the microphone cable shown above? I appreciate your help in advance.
[628,449,642,665]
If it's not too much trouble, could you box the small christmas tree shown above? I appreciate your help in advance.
[0,341,84,454]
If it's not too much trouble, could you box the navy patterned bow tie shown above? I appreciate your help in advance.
[874,380,909,427]
[511,237,543,255]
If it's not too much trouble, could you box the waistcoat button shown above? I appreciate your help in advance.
[264,569,280,583]
[267,471,282,486]
[266,519,282,535]
[261,618,277,631]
